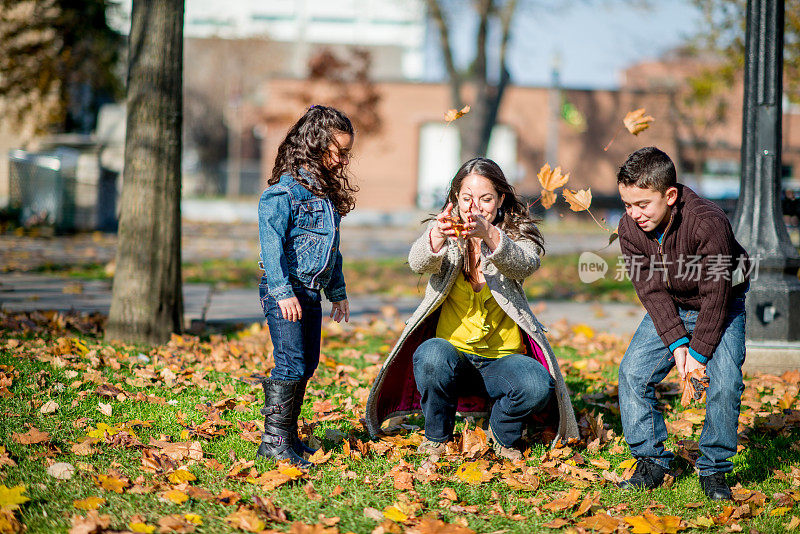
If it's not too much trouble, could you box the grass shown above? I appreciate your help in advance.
[1,312,799,533]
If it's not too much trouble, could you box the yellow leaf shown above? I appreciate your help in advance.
[167,469,196,484]
[73,496,106,510]
[771,507,792,517]
[618,458,637,470]
[184,513,203,525]
[455,461,491,485]
[277,465,305,480]
[444,105,470,123]
[163,490,189,505]
[537,163,570,191]
[572,324,595,339]
[563,188,592,212]
[540,190,557,209]
[180,429,190,441]
[383,505,408,523]
[94,474,127,493]
[0,485,29,511]
[623,108,655,135]
[129,521,156,533]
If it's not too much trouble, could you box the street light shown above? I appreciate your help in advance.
[734,0,800,374]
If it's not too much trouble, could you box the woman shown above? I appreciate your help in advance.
[365,158,578,459]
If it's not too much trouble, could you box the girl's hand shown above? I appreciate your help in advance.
[330,299,350,323]
[277,296,302,322]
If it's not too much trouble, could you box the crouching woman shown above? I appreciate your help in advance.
[365,158,578,458]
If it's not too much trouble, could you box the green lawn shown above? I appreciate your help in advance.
[1,311,798,533]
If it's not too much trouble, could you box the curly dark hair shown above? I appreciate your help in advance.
[438,158,545,282]
[269,105,358,215]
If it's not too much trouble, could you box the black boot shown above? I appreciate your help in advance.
[290,379,318,457]
[617,458,668,490]
[700,472,732,501]
[256,378,311,468]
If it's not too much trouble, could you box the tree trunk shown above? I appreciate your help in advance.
[106,0,184,345]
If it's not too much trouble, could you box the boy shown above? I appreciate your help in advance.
[615,147,749,500]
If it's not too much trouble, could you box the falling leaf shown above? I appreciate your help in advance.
[608,231,619,246]
[0,485,29,511]
[624,108,655,135]
[563,188,592,212]
[40,400,59,414]
[73,496,106,510]
[444,105,470,123]
[168,469,197,484]
[162,490,189,505]
[537,163,570,191]
[540,190,557,209]
[12,427,49,445]
[47,462,75,480]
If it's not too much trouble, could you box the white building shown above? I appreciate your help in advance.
[112,0,426,80]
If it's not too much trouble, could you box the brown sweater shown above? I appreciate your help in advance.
[619,184,749,359]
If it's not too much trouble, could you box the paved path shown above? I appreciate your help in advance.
[0,272,643,338]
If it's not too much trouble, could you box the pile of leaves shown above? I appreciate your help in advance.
[1,310,800,533]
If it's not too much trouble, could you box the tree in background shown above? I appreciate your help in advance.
[0,0,123,139]
[427,0,517,161]
[106,0,184,345]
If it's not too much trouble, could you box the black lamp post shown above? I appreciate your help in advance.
[734,0,800,373]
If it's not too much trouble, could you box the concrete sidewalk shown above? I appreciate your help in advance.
[0,272,644,338]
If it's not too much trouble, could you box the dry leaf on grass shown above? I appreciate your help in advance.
[12,427,49,445]
[0,485,29,510]
[73,496,106,510]
[47,462,75,480]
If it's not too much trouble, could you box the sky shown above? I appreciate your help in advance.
[427,0,705,89]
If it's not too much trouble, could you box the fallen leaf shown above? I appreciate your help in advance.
[129,521,156,533]
[0,485,29,510]
[73,496,106,510]
[455,461,492,485]
[12,427,49,445]
[542,487,582,512]
[40,400,59,414]
[162,490,189,505]
[168,469,197,484]
[225,507,266,532]
[47,462,75,480]
[364,507,384,522]
[383,505,408,523]
[98,403,112,417]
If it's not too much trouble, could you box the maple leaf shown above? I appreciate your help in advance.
[563,188,592,212]
[444,105,470,123]
[0,485,29,511]
[225,507,265,533]
[93,474,129,493]
[542,487,582,512]
[624,108,655,135]
[161,490,189,505]
[537,163,570,191]
[577,513,622,534]
[540,190,557,209]
[455,461,492,485]
[624,513,684,534]
[167,469,197,484]
[73,496,106,510]
[129,521,156,533]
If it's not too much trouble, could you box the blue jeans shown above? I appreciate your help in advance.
[260,279,322,381]
[618,297,746,475]
[413,338,555,448]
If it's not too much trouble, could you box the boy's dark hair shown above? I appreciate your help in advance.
[617,147,677,193]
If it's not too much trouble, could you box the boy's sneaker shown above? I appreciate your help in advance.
[417,439,448,460]
[486,426,523,462]
[617,458,667,490]
[699,472,732,501]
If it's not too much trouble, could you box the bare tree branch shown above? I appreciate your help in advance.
[426,0,463,106]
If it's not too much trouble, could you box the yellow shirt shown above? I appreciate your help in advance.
[436,274,524,358]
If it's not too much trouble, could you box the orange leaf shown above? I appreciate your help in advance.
[577,513,621,534]
[73,496,106,510]
[623,108,655,135]
[537,163,570,191]
[563,188,592,212]
[444,105,470,123]
[12,427,49,445]
[542,487,582,512]
[540,190,557,209]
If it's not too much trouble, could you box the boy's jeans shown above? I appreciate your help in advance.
[618,296,746,475]
[413,337,554,448]
[260,280,322,381]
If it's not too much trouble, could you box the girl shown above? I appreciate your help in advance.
[257,105,356,467]
[366,158,578,459]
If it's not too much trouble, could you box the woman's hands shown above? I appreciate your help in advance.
[463,201,500,252]
[430,202,457,252]
[430,201,500,253]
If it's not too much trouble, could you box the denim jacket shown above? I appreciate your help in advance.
[258,173,346,302]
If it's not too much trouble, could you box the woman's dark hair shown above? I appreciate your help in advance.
[440,158,545,280]
[269,105,358,215]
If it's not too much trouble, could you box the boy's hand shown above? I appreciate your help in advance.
[277,296,302,322]
[672,346,689,380]
[330,299,350,323]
